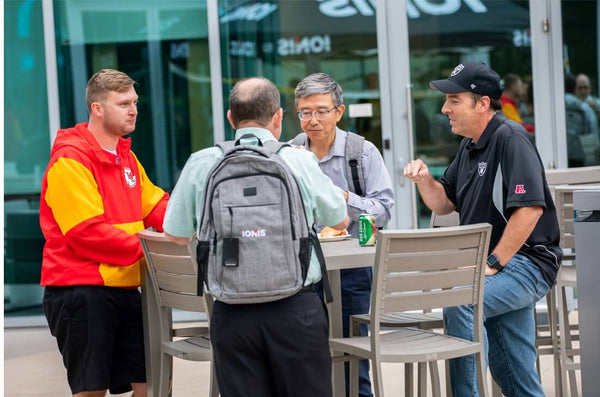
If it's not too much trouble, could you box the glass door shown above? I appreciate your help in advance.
[378,0,534,228]
[217,0,383,146]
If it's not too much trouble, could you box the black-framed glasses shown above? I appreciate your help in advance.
[297,106,338,121]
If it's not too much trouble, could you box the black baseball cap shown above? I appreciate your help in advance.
[429,62,503,100]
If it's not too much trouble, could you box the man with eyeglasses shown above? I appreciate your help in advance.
[292,72,394,397]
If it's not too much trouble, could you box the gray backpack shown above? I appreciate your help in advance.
[195,135,332,304]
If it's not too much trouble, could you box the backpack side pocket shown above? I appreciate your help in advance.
[196,240,211,296]
[299,237,312,281]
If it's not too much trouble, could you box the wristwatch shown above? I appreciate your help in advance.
[487,254,503,273]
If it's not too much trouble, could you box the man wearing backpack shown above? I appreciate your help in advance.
[292,73,394,397]
[163,77,349,397]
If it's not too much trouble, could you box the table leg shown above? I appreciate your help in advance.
[327,269,346,397]
[140,266,161,397]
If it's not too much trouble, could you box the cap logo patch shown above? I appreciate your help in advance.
[451,64,464,76]
[471,84,477,89]
[515,185,526,194]
[478,162,487,176]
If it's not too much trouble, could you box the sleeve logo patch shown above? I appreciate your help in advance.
[515,184,526,194]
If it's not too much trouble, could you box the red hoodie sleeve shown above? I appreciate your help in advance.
[135,155,169,231]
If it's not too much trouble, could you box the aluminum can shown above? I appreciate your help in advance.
[358,213,376,246]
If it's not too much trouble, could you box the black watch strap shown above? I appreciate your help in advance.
[487,253,503,272]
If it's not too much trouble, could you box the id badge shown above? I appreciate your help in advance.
[222,237,239,267]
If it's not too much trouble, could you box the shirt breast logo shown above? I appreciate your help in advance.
[478,161,487,176]
[124,167,137,188]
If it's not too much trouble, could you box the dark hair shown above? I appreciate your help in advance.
[85,69,136,112]
[470,93,502,111]
[502,73,521,90]
[565,73,576,93]
[294,72,344,108]
[490,98,502,111]
[229,77,281,127]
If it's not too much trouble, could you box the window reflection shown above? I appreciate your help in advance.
[219,0,381,148]
[563,0,600,167]
[408,1,533,226]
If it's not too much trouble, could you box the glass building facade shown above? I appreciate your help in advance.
[4,0,600,321]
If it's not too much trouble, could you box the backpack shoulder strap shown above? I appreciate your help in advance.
[290,133,308,147]
[215,140,236,154]
[263,140,290,156]
[345,131,366,196]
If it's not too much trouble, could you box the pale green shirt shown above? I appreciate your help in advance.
[163,127,347,285]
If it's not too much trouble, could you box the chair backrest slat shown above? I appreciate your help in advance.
[371,223,491,318]
[563,219,575,235]
[161,290,206,312]
[150,252,196,275]
[381,288,475,313]
[545,166,600,186]
[388,232,482,253]
[386,248,479,272]
[155,271,197,295]
[143,237,190,256]
[385,268,476,292]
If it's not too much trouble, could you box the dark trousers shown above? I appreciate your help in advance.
[341,267,373,397]
[210,290,332,397]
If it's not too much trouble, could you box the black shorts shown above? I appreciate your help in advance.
[43,285,146,394]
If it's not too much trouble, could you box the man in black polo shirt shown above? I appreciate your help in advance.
[404,62,562,397]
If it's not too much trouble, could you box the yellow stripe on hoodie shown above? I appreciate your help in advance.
[45,157,104,234]
[99,220,145,287]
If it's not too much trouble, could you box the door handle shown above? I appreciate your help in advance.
[397,158,405,187]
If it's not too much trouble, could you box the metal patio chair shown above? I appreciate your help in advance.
[138,229,218,397]
[331,224,492,397]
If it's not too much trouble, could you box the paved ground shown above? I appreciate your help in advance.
[4,324,578,396]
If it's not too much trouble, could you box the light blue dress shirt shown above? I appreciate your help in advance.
[294,127,394,236]
[163,127,348,285]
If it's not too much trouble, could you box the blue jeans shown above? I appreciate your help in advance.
[341,267,373,397]
[444,254,550,397]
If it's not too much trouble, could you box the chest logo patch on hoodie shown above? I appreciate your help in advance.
[124,167,137,188]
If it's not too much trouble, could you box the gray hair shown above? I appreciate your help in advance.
[294,73,344,108]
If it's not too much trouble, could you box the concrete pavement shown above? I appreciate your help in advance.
[4,325,574,396]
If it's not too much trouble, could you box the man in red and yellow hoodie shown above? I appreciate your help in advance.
[40,69,168,397]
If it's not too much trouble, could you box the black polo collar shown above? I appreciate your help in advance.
[466,112,505,151]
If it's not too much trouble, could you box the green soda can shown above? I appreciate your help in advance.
[358,213,376,246]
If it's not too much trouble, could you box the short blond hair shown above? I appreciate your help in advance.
[85,69,136,112]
